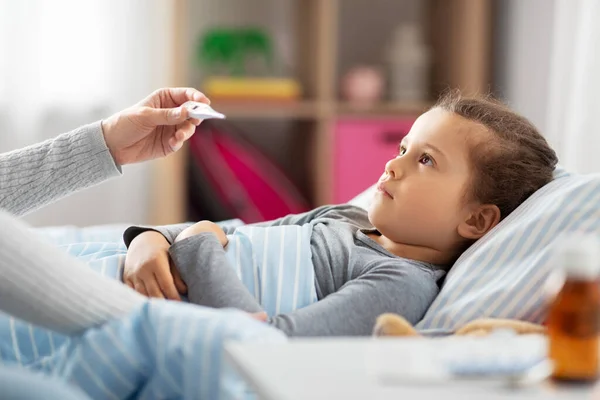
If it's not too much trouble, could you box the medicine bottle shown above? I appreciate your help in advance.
[548,234,600,382]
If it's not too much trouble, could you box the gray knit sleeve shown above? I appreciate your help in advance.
[123,223,194,247]
[122,205,357,246]
[0,121,121,216]
[0,209,146,335]
[168,233,263,313]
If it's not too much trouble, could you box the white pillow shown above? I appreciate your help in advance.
[348,184,376,210]
[349,168,600,330]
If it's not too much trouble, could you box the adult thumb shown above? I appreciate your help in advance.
[145,106,187,126]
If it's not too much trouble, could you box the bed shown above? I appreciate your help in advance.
[2,166,600,399]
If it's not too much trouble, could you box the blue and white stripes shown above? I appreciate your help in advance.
[36,302,285,400]
[0,242,126,366]
[225,224,317,317]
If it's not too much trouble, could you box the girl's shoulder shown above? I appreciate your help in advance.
[316,204,372,228]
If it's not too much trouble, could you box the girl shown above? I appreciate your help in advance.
[124,91,558,336]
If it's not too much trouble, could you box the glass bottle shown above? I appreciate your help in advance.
[548,234,600,383]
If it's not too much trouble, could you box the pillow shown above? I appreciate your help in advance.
[349,168,600,331]
[348,184,376,210]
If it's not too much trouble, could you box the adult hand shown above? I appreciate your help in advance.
[124,231,187,300]
[101,87,210,165]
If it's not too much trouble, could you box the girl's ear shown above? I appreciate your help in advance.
[458,204,501,240]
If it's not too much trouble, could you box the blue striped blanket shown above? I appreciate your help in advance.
[225,224,317,317]
[0,222,316,399]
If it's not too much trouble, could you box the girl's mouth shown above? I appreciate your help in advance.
[376,182,393,199]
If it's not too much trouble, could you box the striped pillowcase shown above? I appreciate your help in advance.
[349,168,600,331]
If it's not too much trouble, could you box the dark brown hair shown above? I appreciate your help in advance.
[433,90,558,220]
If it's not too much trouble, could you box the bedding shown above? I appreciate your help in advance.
[28,301,285,400]
[0,221,316,399]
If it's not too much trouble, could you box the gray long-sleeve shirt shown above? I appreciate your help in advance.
[124,205,446,337]
[0,122,146,335]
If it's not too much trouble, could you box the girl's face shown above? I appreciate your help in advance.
[368,108,491,253]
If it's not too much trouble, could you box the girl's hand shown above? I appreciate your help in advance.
[124,231,187,300]
[175,221,229,247]
[249,312,268,322]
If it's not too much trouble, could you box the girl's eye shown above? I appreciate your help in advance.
[419,154,434,166]
[398,146,407,156]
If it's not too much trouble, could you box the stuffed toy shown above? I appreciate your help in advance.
[373,313,546,337]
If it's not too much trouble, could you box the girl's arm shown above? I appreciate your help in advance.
[266,263,439,336]
[168,233,263,312]
[122,205,368,300]
[123,204,355,246]
[124,221,229,300]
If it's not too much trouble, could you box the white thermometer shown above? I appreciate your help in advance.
[183,101,226,120]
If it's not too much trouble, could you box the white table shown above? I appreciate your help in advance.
[225,338,599,400]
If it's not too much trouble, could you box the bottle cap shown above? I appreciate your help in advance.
[560,233,600,279]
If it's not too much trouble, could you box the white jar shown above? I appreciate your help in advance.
[386,24,431,102]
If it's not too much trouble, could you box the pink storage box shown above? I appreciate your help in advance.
[333,118,415,203]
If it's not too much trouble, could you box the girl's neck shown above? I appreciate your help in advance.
[366,232,455,266]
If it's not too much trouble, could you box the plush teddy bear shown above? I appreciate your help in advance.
[373,313,546,337]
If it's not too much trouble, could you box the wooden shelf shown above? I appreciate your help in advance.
[336,101,433,117]
[210,100,432,120]
[211,100,321,120]
[153,0,493,223]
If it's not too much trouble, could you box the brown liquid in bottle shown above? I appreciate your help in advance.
[548,278,600,382]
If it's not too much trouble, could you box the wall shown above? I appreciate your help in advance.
[494,0,556,133]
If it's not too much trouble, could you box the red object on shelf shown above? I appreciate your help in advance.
[189,125,309,223]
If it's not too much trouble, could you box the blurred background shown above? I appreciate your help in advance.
[0,0,598,227]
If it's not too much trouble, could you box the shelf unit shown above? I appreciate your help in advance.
[151,0,493,225]
[207,100,433,120]
[210,100,321,119]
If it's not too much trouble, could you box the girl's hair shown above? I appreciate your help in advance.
[433,90,558,220]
